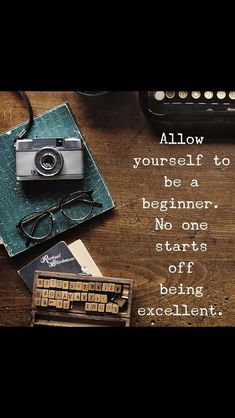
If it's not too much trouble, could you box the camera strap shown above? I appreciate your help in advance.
[14,91,34,144]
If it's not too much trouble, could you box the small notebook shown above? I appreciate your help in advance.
[18,241,83,292]
[0,103,115,257]
[68,239,102,277]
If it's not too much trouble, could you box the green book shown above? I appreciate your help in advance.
[0,103,115,257]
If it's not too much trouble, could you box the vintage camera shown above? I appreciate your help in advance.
[15,137,84,181]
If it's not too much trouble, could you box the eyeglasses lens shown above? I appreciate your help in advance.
[21,212,53,240]
[61,193,93,222]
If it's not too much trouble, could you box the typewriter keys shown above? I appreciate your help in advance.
[31,271,133,327]
[152,91,234,102]
[138,91,235,124]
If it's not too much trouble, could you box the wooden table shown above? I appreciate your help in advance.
[0,91,234,327]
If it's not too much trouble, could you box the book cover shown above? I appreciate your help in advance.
[18,241,83,292]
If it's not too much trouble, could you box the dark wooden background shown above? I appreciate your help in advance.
[0,91,234,327]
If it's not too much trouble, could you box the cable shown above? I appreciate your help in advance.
[14,91,34,143]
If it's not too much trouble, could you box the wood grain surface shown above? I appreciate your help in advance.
[0,91,234,327]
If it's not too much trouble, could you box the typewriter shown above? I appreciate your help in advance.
[31,270,133,327]
[138,91,235,127]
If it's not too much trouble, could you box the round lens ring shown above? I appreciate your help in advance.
[34,147,63,177]
[41,154,56,170]
[20,211,53,241]
[60,192,94,222]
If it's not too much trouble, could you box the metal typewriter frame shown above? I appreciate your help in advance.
[31,270,133,327]
[138,91,235,123]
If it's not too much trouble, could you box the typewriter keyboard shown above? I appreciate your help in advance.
[34,274,130,315]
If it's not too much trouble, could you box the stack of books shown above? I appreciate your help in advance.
[18,239,103,292]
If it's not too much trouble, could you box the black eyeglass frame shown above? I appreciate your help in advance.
[16,190,102,242]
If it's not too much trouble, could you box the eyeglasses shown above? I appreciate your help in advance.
[16,190,103,242]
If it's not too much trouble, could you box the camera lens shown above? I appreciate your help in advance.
[41,154,56,170]
[34,147,63,177]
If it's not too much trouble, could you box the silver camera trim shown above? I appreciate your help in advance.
[15,137,84,181]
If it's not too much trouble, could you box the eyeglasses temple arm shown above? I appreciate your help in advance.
[61,196,103,208]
